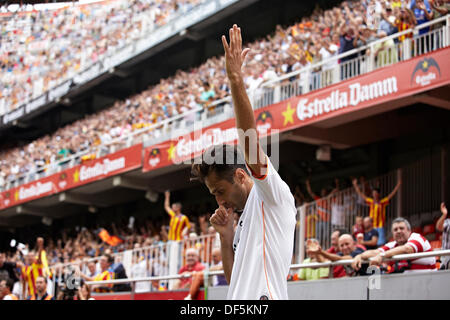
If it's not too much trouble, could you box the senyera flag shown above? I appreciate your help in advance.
[97,228,124,247]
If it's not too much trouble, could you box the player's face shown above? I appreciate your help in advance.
[205,170,248,212]
[392,222,411,245]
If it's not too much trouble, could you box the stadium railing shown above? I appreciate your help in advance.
[294,152,443,261]
[82,249,450,300]
[2,15,449,192]
[48,233,218,297]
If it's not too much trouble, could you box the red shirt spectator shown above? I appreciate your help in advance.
[175,248,205,289]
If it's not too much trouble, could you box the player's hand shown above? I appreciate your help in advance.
[441,202,448,217]
[210,205,234,239]
[222,24,250,82]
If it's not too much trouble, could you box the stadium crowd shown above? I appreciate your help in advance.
[0,0,206,115]
[1,0,449,189]
[0,176,448,299]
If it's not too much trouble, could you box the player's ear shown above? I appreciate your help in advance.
[234,168,247,185]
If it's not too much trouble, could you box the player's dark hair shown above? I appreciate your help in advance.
[191,144,249,184]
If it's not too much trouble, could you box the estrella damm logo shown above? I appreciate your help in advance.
[148,148,161,167]
[411,57,441,87]
[256,111,274,135]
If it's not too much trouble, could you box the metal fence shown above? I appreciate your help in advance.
[294,152,443,257]
[45,233,219,299]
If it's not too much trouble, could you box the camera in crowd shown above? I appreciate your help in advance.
[57,265,83,300]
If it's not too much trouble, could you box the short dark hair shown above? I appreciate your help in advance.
[103,254,114,265]
[191,144,248,184]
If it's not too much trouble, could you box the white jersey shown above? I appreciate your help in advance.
[227,157,296,300]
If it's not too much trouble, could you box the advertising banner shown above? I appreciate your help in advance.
[143,47,450,172]
[0,144,142,210]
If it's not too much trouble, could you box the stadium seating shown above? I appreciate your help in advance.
[2,0,448,190]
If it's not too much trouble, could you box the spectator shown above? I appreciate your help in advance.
[352,177,402,246]
[379,6,399,36]
[318,36,339,87]
[86,261,99,278]
[352,216,364,239]
[410,0,434,35]
[306,179,338,242]
[394,8,417,44]
[326,229,347,278]
[352,217,437,273]
[0,252,19,283]
[309,234,367,277]
[130,251,151,293]
[80,254,115,293]
[27,276,54,300]
[358,217,379,250]
[76,282,95,300]
[436,202,449,269]
[373,30,399,67]
[164,191,191,241]
[1,278,18,300]
[173,248,205,290]
[19,251,44,299]
[184,247,225,300]
[297,239,330,281]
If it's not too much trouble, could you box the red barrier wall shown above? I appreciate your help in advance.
[92,290,205,300]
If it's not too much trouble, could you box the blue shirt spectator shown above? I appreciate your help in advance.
[410,0,434,35]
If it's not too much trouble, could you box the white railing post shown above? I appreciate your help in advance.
[396,168,403,218]
[298,204,306,264]
[167,241,180,290]
[446,16,450,47]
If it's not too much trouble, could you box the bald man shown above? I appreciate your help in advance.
[184,247,225,300]
[308,234,368,276]
[174,248,205,290]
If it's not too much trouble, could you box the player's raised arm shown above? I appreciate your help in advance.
[222,24,267,176]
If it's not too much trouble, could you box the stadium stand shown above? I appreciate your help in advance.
[0,0,450,300]
[2,0,448,191]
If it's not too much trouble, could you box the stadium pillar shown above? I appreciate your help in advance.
[298,205,306,264]
[396,168,403,218]
[442,144,449,204]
